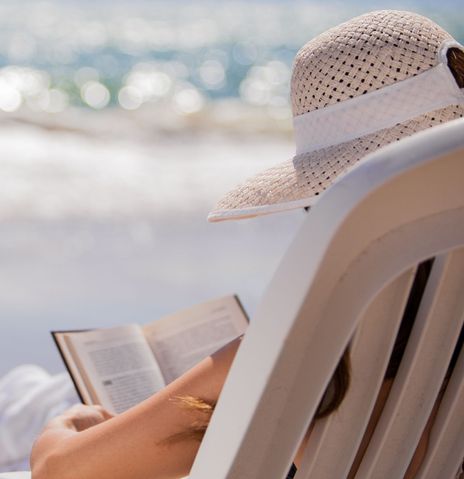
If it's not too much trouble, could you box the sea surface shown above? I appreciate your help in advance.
[0,0,461,119]
[0,0,462,376]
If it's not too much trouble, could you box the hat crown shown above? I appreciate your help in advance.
[208,10,464,223]
[291,10,453,117]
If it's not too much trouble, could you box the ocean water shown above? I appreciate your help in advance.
[0,0,461,119]
[0,0,463,376]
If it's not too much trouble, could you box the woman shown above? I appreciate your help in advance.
[31,10,464,479]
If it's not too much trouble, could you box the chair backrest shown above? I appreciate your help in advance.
[189,117,464,479]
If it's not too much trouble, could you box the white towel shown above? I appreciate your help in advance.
[0,365,79,472]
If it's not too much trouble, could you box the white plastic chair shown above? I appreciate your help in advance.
[189,117,464,479]
[2,117,463,479]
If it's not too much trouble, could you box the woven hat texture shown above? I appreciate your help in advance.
[208,10,464,221]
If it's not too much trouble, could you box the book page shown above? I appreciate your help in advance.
[53,330,95,406]
[143,296,248,384]
[65,325,166,414]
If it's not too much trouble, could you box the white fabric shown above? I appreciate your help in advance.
[0,473,31,479]
[0,365,79,472]
[293,43,464,155]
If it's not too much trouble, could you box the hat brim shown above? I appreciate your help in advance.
[207,106,464,222]
[207,146,360,223]
[208,196,317,222]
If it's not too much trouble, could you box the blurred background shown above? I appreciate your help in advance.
[0,0,462,376]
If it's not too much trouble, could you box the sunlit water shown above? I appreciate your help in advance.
[0,0,461,118]
[0,0,462,375]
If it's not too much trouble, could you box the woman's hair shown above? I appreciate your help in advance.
[166,47,464,444]
[449,47,464,88]
[164,261,427,444]
[165,345,351,444]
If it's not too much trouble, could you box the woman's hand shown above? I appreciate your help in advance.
[31,337,242,479]
[59,404,114,432]
[31,404,114,478]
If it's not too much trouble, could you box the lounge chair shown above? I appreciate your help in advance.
[2,117,463,479]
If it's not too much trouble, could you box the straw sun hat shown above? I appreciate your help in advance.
[208,10,464,222]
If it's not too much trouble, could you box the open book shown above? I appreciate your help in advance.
[52,295,248,414]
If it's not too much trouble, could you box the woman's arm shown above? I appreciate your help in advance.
[31,336,242,479]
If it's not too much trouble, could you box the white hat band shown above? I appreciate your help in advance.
[293,41,464,156]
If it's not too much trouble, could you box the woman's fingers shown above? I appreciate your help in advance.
[94,405,115,420]
[63,404,115,431]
